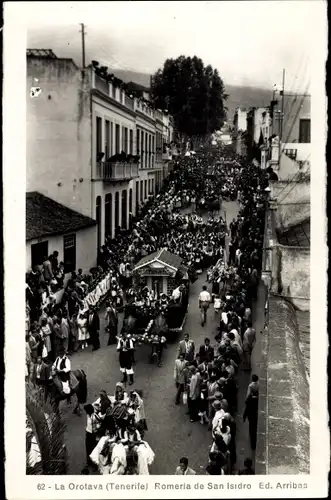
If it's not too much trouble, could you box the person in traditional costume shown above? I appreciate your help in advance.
[117,334,135,385]
[51,346,78,402]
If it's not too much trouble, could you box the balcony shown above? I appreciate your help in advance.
[162,151,172,161]
[284,148,297,160]
[96,162,139,182]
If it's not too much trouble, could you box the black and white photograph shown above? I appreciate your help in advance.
[4,0,328,497]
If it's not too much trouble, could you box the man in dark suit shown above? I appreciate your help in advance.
[105,302,118,345]
[198,337,214,364]
[33,356,51,387]
[88,305,100,351]
[177,333,195,362]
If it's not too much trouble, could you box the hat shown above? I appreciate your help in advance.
[214,391,223,400]
[212,400,222,410]
[115,382,124,389]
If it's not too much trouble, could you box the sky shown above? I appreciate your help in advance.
[13,1,326,90]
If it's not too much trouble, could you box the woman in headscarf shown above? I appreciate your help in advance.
[129,390,148,437]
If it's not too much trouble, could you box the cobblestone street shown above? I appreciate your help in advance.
[61,201,265,475]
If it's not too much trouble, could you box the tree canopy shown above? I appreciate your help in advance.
[150,55,228,140]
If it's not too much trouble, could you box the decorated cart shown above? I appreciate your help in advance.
[133,248,188,302]
[132,249,189,340]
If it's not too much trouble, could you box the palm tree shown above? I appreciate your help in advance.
[26,382,67,475]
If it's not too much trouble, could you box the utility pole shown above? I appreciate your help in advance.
[80,23,86,69]
[278,68,285,168]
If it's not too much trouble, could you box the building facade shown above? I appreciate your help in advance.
[246,107,267,147]
[269,94,311,180]
[232,108,247,156]
[27,49,174,263]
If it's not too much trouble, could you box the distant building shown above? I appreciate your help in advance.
[233,107,247,156]
[246,107,267,147]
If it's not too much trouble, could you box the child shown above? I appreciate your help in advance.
[214,295,221,315]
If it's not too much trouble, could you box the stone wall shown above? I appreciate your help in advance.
[276,245,310,310]
[270,180,310,230]
[255,296,310,474]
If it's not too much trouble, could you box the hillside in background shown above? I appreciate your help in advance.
[112,69,273,122]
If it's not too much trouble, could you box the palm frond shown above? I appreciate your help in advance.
[26,382,67,475]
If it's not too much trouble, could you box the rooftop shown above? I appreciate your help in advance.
[27,49,58,59]
[134,248,184,271]
[278,218,310,247]
[26,192,96,241]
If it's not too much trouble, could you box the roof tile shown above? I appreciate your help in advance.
[26,192,96,241]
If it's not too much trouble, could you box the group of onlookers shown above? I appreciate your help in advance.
[172,154,267,475]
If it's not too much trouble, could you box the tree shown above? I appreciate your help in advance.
[151,56,227,141]
[26,383,67,475]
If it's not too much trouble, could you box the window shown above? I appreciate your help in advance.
[148,135,152,167]
[144,180,147,199]
[129,188,133,214]
[129,129,133,155]
[115,124,120,153]
[105,193,112,238]
[140,180,143,202]
[137,129,140,155]
[112,85,116,99]
[299,119,310,143]
[96,196,101,251]
[63,234,76,274]
[141,131,144,167]
[31,241,48,269]
[96,117,102,158]
[145,134,148,165]
[136,181,139,212]
[110,122,114,156]
[152,135,155,154]
[105,120,110,160]
[115,192,120,228]
[121,190,127,229]
[122,126,125,152]
[124,127,128,153]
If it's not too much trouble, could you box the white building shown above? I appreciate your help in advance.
[27,49,174,271]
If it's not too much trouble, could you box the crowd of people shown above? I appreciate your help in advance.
[170,151,268,475]
[83,383,155,475]
[26,145,271,475]
[24,153,236,383]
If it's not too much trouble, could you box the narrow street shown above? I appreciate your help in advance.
[62,201,265,475]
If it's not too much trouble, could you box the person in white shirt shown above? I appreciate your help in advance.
[199,285,211,326]
[172,286,181,302]
[229,328,242,348]
[175,457,196,475]
[214,295,221,315]
[235,248,242,267]
[211,400,225,430]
